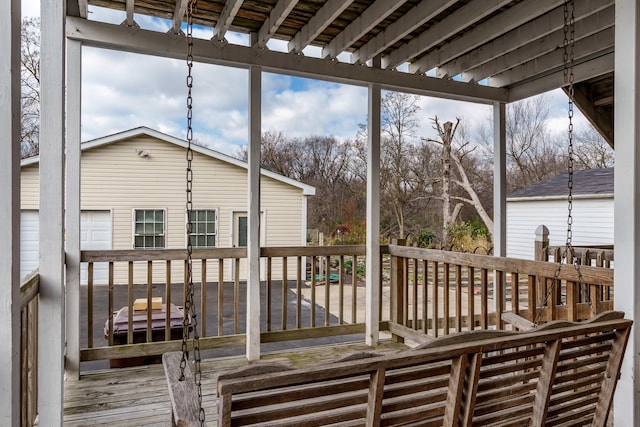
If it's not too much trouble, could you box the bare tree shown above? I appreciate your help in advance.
[427,117,494,244]
[573,125,614,169]
[21,17,41,158]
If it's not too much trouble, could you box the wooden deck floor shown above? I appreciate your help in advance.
[63,340,407,426]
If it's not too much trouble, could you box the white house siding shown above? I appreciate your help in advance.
[506,196,614,260]
[20,133,310,285]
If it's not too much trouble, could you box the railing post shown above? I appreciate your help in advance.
[390,239,406,343]
[534,225,549,262]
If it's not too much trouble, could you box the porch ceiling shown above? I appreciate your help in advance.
[66,0,615,146]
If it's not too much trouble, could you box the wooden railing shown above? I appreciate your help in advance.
[387,244,614,340]
[20,270,39,427]
[79,246,378,363]
[79,243,615,365]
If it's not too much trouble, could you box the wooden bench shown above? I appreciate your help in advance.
[215,311,631,427]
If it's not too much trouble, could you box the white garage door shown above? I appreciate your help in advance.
[20,210,112,284]
[80,211,112,284]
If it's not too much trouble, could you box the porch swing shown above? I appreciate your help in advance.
[161,1,630,426]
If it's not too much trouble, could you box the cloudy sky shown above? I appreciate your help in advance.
[22,0,588,158]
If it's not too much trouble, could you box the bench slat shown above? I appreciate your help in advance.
[162,352,206,427]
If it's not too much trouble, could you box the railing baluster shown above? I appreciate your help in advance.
[403,258,409,328]
[432,261,439,337]
[266,257,272,332]
[108,262,114,346]
[339,255,344,325]
[165,260,171,341]
[311,256,317,328]
[218,258,224,336]
[468,266,475,331]
[412,258,418,330]
[422,260,428,335]
[456,265,462,332]
[147,260,152,343]
[443,263,450,335]
[128,261,134,344]
[325,255,331,327]
[480,268,488,329]
[234,258,240,334]
[511,272,519,317]
[201,259,207,337]
[495,270,504,330]
[282,257,288,330]
[352,255,357,324]
[87,262,93,348]
[527,275,536,323]
[296,256,302,329]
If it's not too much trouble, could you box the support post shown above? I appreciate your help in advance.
[614,1,640,425]
[65,39,82,380]
[0,0,22,424]
[246,60,262,361]
[39,1,66,423]
[365,82,381,346]
[390,239,406,343]
[493,102,506,314]
[534,225,549,262]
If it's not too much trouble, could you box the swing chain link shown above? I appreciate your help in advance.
[181,1,205,425]
[536,0,589,324]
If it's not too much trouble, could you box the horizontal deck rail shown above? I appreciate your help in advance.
[20,270,39,427]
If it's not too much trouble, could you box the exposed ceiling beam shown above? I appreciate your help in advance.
[256,0,299,47]
[287,0,354,53]
[461,6,614,83]
[409,0,562,74]
[490,29,614,88]
[171,0,189,34]
[213,0,244,41]
[384,0,512,70]
[507,51,613,102]
[321,0,407,59]
[351,0,457,65]
[439,0,613,80]
[66,16,508,104]
[569,84,613,147]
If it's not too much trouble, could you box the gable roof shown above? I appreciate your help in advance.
[507,168,613,200]
[21,126,315,196]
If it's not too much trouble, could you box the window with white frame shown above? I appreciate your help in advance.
[189,209,217,248]
[133,209,165,249]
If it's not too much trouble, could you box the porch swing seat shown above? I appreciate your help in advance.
[210,311,630,427]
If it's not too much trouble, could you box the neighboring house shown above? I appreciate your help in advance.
[506,168,613,260]
[20,127,315,284]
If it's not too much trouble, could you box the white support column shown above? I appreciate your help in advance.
[246,63,262,361]
[614,1,640,425]
[365,83,381,346]
[493,102,506,312]
[39,1,66,424]
[0,0,22,425]
[65,39,82,380]
[493,102,506,257]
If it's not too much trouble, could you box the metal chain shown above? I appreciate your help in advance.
[535,0,590,324]
[180,1,206,425]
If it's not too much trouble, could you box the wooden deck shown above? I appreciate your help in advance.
[63,340,408,426]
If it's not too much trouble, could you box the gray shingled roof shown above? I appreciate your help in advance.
[507,168,614,199]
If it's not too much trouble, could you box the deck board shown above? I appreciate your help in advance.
[63,340,406,426]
